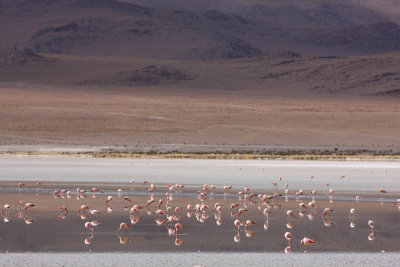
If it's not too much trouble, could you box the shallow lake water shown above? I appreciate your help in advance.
[0,157,399,266]
[0,184,398,253]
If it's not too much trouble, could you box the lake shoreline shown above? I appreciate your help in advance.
[1,151,400,161]
[1,152,399,161]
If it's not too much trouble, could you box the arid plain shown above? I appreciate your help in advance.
[1,52,400,153]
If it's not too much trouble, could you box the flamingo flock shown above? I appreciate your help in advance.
[1,201,35,224]
[1,172,399,254]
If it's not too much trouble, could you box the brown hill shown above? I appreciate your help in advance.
[1,50,400,98]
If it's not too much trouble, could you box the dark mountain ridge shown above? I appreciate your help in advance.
[0,0,400,59]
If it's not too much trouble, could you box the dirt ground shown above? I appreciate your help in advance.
[0,84,399,152]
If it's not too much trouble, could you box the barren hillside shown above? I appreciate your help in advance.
[1,0,400,58]
[1,50,399,97]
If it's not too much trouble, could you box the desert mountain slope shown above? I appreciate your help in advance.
[1,49,399,98]
[0,0,263,59]
[1,0,400,58]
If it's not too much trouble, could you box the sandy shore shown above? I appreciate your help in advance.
[1,252,399,267]
[1,144,400,156]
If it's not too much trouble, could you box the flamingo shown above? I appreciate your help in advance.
[89,209,101,219]
[234,219,241,230]
[285,232,292,241]
[287,210,296,218]
[322,208,334,217]
[1,204,11,222]
[90,220,101,227]
[245,220,255,229]
[298,202,307,210]
[236,208,248,218]
[368,220,375,230]
[58,206,68,219]
[349,208,356,228]
[368,232,375,241]
[301,237,316,246]
[175,223,183,235]
[119,236,131,245]
[84,237,93,245]
[118,222,131,234]
[20,202,35,218]
[148,183,155,193]
[308,201,316,210]
[105,196,113,207]
[175,237,184,246]
[234,232,240,243]
[328,189,334,197]
[85,222,94,236]
[350,208,356,218]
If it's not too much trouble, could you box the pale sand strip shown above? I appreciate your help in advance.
[0,253,399,267]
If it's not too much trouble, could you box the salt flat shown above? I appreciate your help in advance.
[0,156,399,191]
